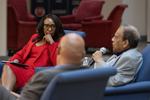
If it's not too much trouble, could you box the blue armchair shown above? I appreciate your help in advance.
[103,44,150,100]
[64,30,86,38]
[0,62,4,78]
[40,67,117,100]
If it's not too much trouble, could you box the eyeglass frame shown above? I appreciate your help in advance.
[44,24,56,30]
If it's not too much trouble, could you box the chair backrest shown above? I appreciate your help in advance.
[7,4,19,49]
[107,4,128,38]
[7,0,28,21]
[0,62,5,78]
[64,30,86,38]
[75,0,105,23]
[134,44,150,82]
[40,67,117,100]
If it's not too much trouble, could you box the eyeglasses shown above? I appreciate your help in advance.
[44,24,56,30]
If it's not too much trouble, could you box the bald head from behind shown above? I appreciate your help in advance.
[57,33,85,65]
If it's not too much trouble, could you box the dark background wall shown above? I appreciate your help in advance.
[31,0,81,23]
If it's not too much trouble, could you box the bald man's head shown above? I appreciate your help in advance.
[57,33,85,65]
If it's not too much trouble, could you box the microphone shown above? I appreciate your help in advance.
[88,47,106,66]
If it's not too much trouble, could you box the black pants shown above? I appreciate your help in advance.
[0,84,17,100]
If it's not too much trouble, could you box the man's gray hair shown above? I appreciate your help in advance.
[120,24,141,48]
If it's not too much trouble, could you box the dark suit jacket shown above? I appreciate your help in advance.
[16,65,89,100]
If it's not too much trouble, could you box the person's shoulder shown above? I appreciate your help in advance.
[121,48,142,59]
[59,36,63,41]
[33,67,57,79]
[31,34,38,39]
[55,36,64,43]
[26,34,38,43]
[37,67,56,74]
[124,48,141,55]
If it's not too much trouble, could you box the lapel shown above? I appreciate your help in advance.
[21,41,36,63]
[112,55,121,66]
[106,55,121,67]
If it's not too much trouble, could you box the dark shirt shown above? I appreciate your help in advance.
[114,48,130,56]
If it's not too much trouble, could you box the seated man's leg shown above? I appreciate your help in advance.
[0,84,16,100]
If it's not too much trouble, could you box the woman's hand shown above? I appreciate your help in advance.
[43,34,54,44]
[10,91,20,98]
[92,51,104,64]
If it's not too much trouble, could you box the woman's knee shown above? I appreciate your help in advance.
[1,64,17,91]
[2,64,15,79]
[2,64,12,73]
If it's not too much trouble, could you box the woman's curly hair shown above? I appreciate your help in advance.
[32,14,65,42]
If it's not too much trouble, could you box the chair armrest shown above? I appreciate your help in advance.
[27,13,37,21]
[17,21,37,49]
[7,5,19,21]
[105,81,150,95]
[84,15,103,22]
[0,62,5,77]
[64,30,86,38]
[59,15,76,24]
[34,67,54,74]
[18,20,38,26]
[82,20,112,32]
[82,20,112,26]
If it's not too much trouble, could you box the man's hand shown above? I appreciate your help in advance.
[92,51,104,64]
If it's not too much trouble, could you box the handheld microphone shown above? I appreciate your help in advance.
[88,47,106,66]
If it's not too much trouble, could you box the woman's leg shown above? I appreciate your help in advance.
[1,64,17,91]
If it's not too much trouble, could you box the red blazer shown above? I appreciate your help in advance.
[9,34,61,69]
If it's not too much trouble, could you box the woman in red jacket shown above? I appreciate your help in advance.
[1,14,65,92]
